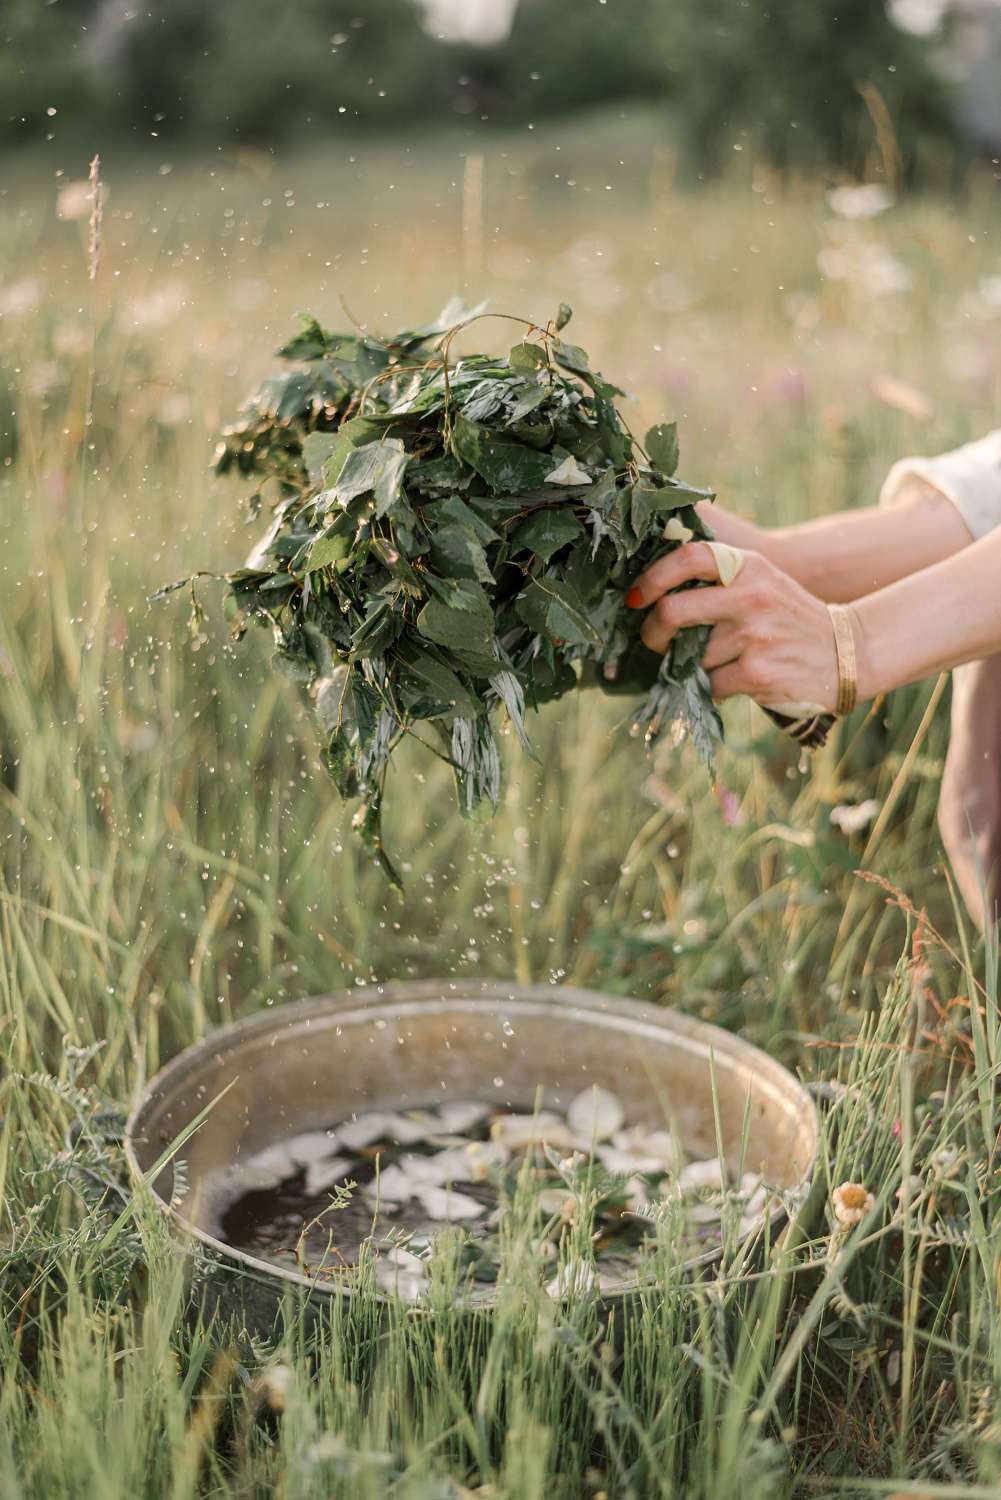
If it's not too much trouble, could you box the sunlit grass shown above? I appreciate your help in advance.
[2,114,1001,1495]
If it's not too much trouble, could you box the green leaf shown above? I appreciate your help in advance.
[450,415,554,495]
[423,576,490,614]
[407,454,473,496]
[510,508,585,562]
[333,438,410,517]
[321,416,388,487]
[461,378,512,424]
[633,652,722,766]
[210,299,722,886]
[645,422,680,476]
[450,715,502,814]
[434,494,498,544]
[586,468,620,513]
[416,593,496,659]
[489,671,533,752]
[272,645,314,683]
[276,313,332,362]
[301,431,340,484]
[555,303,573,330]
[630,479,693,536]
[350,598,402,660]
[517,576,602,648]
[509,341,548,372]
[305,522,354,573]
[508,384,550,422]
[552,340,590,376]
[395,638,479,719]
[428,524,494,584]
[353,797,403,890]
[323,723,360,798]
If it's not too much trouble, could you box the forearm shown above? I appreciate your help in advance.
[854,523,1001,700]
[699,481,973,603]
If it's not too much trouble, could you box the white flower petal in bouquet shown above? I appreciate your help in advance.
[545,455,592,486]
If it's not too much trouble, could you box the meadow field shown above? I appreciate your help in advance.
[3,113,1001,1496]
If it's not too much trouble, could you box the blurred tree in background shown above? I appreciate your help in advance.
[473,0,671,117]
[109,0,450,141]
[653,0,952,177]
[0,0,99,138]
[0,0,961,173]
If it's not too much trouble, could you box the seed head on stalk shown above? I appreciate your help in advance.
[87,154,103,282]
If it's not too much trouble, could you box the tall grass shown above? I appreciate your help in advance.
[2,113,1001,1494]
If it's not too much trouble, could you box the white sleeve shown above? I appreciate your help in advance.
[879,429,1001,541]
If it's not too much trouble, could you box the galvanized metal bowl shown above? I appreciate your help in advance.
[125,981,817,1328]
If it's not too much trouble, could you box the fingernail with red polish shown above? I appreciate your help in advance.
[625,587,643,608]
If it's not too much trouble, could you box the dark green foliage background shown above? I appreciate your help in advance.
[3,0,954,174]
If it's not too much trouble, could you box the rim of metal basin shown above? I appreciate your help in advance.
[124,980,818,1308]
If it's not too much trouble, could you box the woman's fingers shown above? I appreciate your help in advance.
[625,541,727,609]
[701,624,742,673]
[707,663,746,701]
[625,535,841,713]
[639,584,735,654]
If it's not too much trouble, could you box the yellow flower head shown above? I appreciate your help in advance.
[831,1182,875,1228]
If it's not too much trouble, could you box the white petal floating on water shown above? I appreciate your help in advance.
[304,1157,354,1195]
[737,1193,773,1238]
[612,1127,681,1171]
[566,1086,624,1143]
[378,1272,426,1304]
[536,1188,577,1218]
[362,1164,415,1205]
[738,1216,762,1239]
[384,1111,438,1146]
[436,1100,492,1134]
[285,1130,342,1166]
[490,1112,574,1151]
[545,1260,598,1299]
[374,1246,427,1302]
[464,1140,509,1182]
[827,183,894,220]
[385,1245,425,1271]
[679,1158,725,1191]
[556,1150,588,1177]
[207,1163,288,1206]
[596,1144,665,1175]
[624,1176,657,1216]
[246,1143,301,1179]
[338,1112,397,1150]
[398,1152,456,1186]
[416,1186,486,1221]
[422,1145,482,1185]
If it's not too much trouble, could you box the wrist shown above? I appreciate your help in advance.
[827,604,859,715]
[767,526,808,584]
[850,597,892,702]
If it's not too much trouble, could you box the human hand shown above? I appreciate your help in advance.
[694,500,767,554]
[625,542,843,714]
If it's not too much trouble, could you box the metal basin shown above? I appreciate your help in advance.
[125,981,817,1327]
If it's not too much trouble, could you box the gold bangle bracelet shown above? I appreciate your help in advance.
[828,603,858,717]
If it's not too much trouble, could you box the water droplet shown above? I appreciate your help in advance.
[492,1076,504,1088]
[501,1018,514,1037]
